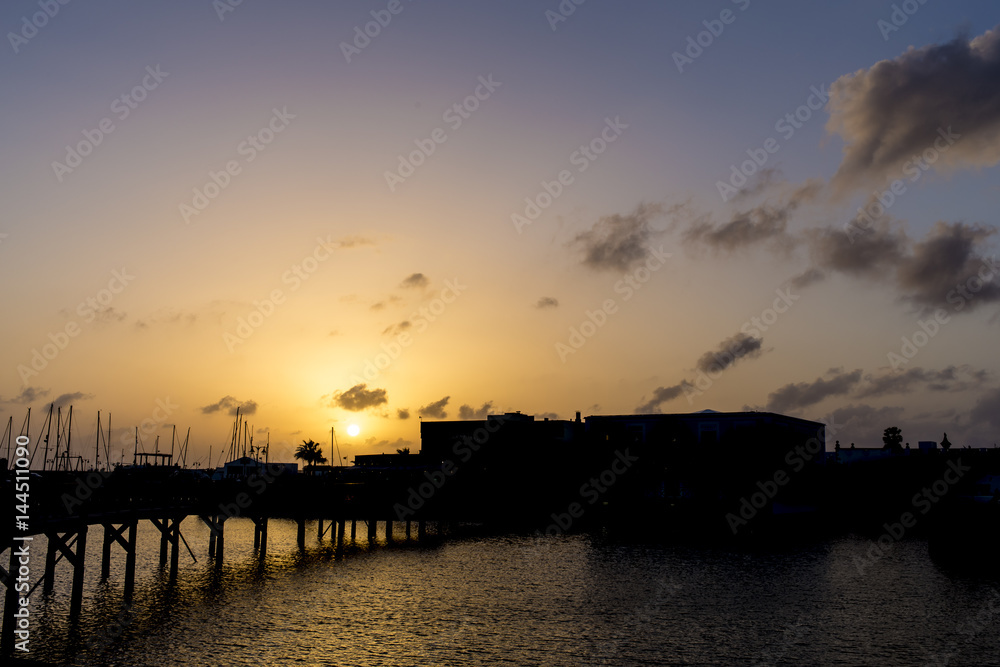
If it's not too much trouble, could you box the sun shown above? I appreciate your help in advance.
[347,424,361,437]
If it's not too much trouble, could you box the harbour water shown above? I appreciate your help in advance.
[19,518,1000,666]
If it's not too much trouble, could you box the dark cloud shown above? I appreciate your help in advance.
[419,396,450,419]
[825,403,907,447]
[331,384,388,411]
[201,396,258,416]
[694,333,764,374]
[685,183,819,254]
[807,215,909,278]
[571,202,665,271]
[134,310,198,330]
[535,297,559,309]
[363,436,414,452]
[636,383,688,414]
[790,268,826,289]
[857,366,989,399]
[828,26,1000,192]
[3,387,50,404]
[52,392,93,408]
[896,221,1000,310]
[382,321,411,336]
[397,408,410,420]
[400,273,429,289]
[970,387,1000,430]
[334,236,376,249]
[458,401,495,420]
[766,369,863,413]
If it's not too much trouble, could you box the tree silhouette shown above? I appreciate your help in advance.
[396,447,410,455]
[882,426,903,451]
[295,439,328,474]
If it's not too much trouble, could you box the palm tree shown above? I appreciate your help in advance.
[396,447,410,455]
[295,439,328,475]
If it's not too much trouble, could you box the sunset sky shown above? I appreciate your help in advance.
[2,1,999,466]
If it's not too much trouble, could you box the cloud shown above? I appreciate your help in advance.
[458,401,495,419]
[397,408,410,420]
[330,384,388,411]
[400,273,429,289]
[535,297,559,309]
[824,403,907,447]
[52,392,93,408]
[201,396,258,416]
[970,387,1000,430]
[382,321,411,336]
[363,437,414,452]
[895,221,1000,310]
[694,333,764,374]
[684,182,819,254]
[134,310,198,330]
[419,396,450,419]
[571,202,665,271]
[766,369,863,413]
[827,26,1000,193]
[636,383,688,413]
[856,365,989,399]
[807,215,909,278]
[790,268,826,289]
[2,387,50,404]
[334,236,376,249]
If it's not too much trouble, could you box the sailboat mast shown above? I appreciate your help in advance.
[95,411,101,470]
[42,405,53,472]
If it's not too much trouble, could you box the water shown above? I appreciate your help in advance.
[18,519,1000,665]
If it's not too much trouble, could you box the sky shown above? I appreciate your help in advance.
[1,0,999,466]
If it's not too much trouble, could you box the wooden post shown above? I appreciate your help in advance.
[158,519,168,567]
[169,518,181,575]
[69,525,88,617]
[2,543,17,655]
[367,519,377,544]
[405,521,411,540]
[258,517,268,561]
[101,525,112,580]
[317,519,324,541]
[418,520,426,541]
[350,519,356,541]
[43,534,57,594]
[297,519,306,551]
[386,520,393,542]
[123,522,137,603]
